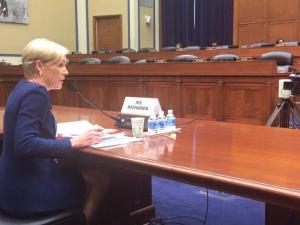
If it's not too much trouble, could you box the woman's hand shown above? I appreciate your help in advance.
[70,129,102,149]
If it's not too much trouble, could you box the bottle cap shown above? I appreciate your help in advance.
[168,109,173,114]
[159,111,164,115]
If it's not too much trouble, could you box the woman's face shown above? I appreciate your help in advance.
[40,55,68,90]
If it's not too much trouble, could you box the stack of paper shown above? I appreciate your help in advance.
[56,120,103,137]
[57,120,143,149]
[91,136,143,149]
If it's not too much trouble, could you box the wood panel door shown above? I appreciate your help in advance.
[93,15,122,53]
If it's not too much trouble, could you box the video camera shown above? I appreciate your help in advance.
[278,73,300,98]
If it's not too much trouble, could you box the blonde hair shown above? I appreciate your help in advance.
[22,38,69,78]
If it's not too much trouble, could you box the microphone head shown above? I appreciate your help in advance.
[66,83,78,92]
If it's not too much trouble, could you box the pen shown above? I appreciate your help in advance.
[102,132,125,141]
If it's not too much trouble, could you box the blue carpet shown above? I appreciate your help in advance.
[152,176,264,225]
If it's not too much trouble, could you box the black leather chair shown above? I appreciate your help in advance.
[134,59,147,64]
[279,41,299,47]
[107,55,130,64]
[228,45,239,48]
[250,42,275,48]
[215,45,230,49]
[91,49,112,54]
[138,47,156,52]
[115,48,135,54]
[211,54,240,62]
[173,54,199,62]
[0,60,10,65]
[78,57,101,64]
[183,46,202,51]
[0,208,85,225]
[161,46,176,52]
[260,51,293,73]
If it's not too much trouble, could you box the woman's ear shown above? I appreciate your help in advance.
[35,60,44,76]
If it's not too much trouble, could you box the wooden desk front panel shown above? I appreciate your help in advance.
[180,77,274,124]
[0,76,21,107]
[0,61,286,125]
[223,81,272,124]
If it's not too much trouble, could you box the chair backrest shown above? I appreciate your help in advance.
[215,45,230,49]
[173,54,199,62]
[107,55,130,64]
[260,51,293,66]
[138,47,156,52]
[78,57,101,64]
[211,54,240,62]
[92,49,112,54]
[281,41,299,47]
[228,45,239,49]
[250,42,274,48]
[0,60,10,65]
[116,48,136,54]
[134,59,147,64]
[260,51,293,73]
[183,46,202,51]
[161,46,176,52]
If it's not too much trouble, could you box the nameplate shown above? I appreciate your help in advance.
[121,97,162,116]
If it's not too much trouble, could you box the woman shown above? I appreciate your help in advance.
[0,38,108,223]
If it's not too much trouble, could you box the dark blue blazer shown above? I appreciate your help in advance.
[0,80,84,216]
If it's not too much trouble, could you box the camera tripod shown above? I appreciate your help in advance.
[266,98,300,128]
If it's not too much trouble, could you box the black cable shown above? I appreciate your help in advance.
[163,215,203,225]
[165,222,185,225]
[149,188,209,225]
[166,188,209,224]
[203,188,209,224]
[165,215,204,224]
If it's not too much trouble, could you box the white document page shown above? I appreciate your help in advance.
[57,120,143,149]
[91,136,143,149]
[56,120,103,137]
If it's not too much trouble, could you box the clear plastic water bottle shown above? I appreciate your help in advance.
[166,109,176,130]
[148,114,157,134]
[157,111,166,131]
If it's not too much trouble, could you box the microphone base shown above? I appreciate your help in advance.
[115,114,149,130]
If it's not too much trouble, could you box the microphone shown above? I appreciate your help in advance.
[66,83,120,122]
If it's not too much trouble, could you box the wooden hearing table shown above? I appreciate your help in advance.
[1,105,300,225]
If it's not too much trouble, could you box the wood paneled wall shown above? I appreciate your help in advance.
[234,0,300,45]
[0,61,287,125]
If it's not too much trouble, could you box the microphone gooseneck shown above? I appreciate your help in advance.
[66,83,78,92]
[66,83,120,122]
